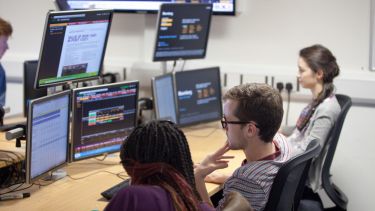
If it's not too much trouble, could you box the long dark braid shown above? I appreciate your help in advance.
[120,120,201,210]
[297,44,340,131]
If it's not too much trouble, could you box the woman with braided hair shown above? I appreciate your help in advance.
[104,120,215,211]
[282,44,341,192]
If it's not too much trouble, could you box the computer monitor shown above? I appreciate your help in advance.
[56,0,235,16]
[23,60,48,117]
[71,81,139,161]
[152,73,177,123]
[153,3,212,61]
[35,9,113,88]
[175,67,222,126]
[26,91,71,184]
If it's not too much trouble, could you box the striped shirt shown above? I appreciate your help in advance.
[218,133,291,211]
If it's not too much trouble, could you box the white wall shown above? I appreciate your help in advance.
[1,0,375,210]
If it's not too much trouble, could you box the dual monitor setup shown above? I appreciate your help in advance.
[20,3,222,187]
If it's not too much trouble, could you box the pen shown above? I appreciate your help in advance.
[0,192,30,201]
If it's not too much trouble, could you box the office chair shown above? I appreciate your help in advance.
[263,139,321,211]
[299,94,352,211]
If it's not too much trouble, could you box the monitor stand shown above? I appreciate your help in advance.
[161,61,168,74]
[43,169,67,181]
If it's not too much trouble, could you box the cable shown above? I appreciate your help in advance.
[171,60,177,72]
[181,60,186,71]
[67,170,127,181]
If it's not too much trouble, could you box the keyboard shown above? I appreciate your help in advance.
[101,178,131,200]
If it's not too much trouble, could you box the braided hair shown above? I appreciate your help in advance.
[297,44,340,131]
[120,120,201,211]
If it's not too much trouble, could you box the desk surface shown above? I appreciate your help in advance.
[0,122,244,211]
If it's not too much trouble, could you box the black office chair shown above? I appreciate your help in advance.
[299,94,352,211]
[264,139,321,211]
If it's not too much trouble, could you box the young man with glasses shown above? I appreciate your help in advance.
[194,83,291,211]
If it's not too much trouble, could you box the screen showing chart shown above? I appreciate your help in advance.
[59,0,235,15]
[26,91,70,183]
[175,67,222,126]
[35,9,112,88]
[71,81,139,161]
[153,3,212,61]
[152,74,177,123]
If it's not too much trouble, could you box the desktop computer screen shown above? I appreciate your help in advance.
[35,9,113,88]
[153,3,212,61]
[26,91,71,184]
[23,60,48,117]
[175,67,222,126]
[56,0,235,16]
[152,73,177,123]
[71,81,139,161]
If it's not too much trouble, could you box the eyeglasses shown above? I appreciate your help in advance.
[220,117,259,130]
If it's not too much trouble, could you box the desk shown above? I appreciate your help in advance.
[0,122,244,211]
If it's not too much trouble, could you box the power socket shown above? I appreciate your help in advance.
[271,75,298,93]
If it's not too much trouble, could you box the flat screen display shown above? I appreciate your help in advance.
[153,3,212,61]
[58,0,235,15]
[71,81,139,161]
[23,60,48,117]
[26,91,71,184]
[35,9,113,88]
[175,67,222,126]
[152,73,177,123]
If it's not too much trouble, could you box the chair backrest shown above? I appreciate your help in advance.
[321,94,351,209]
[264,139,321,211]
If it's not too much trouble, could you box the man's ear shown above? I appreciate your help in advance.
[245,123,258,138]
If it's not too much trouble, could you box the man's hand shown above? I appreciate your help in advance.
[205,171,231,184]
[194,142,234,179]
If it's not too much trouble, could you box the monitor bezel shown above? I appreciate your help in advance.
[70,80,139,162]
[34,9,113,89]
[26,90,71,184]
[152,3,213,62]
[59,0,236,16]
[152,73,178,123]
[174,66,223,127]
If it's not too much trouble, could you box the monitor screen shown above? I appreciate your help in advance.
[59,0,235,16]
[152,73,177,123]
[35,9,113,88]
[71,81,139,161]
[175,67,222,126]
[23,60,48,117]
[26,91,71,184]
[153,3,212,61]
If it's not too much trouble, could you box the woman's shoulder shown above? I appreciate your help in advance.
[316,95,341,114]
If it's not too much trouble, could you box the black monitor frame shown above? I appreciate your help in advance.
[153,67,222,127]
[35,9,113,89]
[26,90,71,184]
[56,0,236,16]
[23,60,48,117]
[153,3,212,62]
[70,80,139,162]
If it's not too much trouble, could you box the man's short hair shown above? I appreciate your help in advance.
[0,17,13,37]
[223,83,283,143]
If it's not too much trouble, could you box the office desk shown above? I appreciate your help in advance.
[0,122,244,211]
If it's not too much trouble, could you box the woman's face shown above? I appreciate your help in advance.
[297,57,322,89]
[0,35,9,60]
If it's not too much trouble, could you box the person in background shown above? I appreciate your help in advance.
[0,17,13,107]
[104,120,215,211]
[194,83,291,211]
[282,44,341,193]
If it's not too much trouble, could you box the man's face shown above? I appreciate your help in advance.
[0,35,9,60]
[223,99,247,150]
